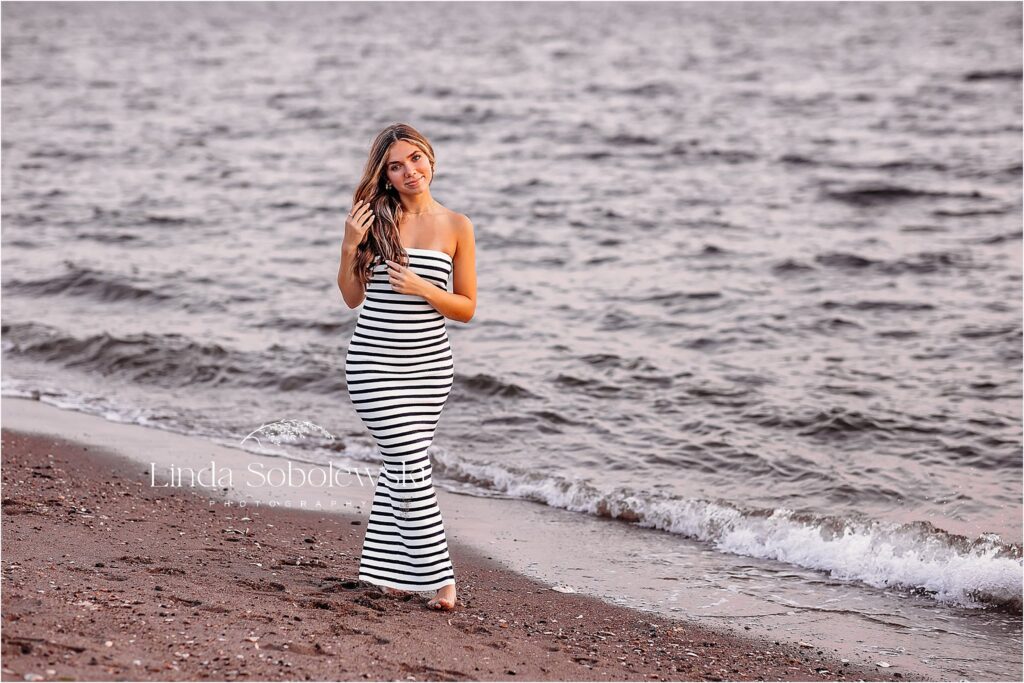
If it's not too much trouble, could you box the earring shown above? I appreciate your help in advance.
[386,182,392,190]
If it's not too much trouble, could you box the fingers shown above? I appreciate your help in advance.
[385,259,408,293]
[357,200,373,225]
[348,199,374,226]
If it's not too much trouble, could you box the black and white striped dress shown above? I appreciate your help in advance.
[344,247,456,592]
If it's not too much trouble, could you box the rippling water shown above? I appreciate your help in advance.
[2,0,1021,635]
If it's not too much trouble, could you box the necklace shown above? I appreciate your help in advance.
[404,202,439,216]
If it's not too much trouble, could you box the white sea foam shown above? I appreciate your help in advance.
[432,450,1023,611]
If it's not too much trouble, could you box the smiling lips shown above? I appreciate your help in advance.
[405,178,422,187]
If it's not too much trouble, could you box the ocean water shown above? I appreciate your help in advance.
[2,0,1021,675]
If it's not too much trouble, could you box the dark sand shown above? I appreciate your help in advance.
[0,428,925,682]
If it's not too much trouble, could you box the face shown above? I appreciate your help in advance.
[385,139,432,195]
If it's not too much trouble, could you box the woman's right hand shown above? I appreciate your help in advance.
[343,199,374,249]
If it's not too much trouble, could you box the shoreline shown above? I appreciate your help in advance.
[0,423,919,682]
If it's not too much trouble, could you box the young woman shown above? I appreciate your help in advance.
[337,123,477,611]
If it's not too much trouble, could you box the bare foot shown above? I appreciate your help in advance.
[427,583,456,611]
[382,586,409,597]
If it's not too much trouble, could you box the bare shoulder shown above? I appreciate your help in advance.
[450,211,473,233]
[439,206,472,228]
[442,209,474,255]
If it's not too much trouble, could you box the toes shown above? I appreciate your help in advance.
[427,597,455,611]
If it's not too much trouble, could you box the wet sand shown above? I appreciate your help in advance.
[0,428,923,682]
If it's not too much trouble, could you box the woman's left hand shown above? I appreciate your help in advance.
[385,259,429,297]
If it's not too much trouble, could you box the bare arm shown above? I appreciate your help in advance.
[421,216,477,323]
[336,241,365,309]
[336,200,374,309]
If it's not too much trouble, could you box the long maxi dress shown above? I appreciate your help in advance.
[344,247,457,591]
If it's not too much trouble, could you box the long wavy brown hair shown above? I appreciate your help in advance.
[349,123,437,288]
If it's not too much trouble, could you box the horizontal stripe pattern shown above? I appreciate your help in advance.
[344,249,456,592]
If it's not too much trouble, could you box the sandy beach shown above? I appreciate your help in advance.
[0,423,923,682]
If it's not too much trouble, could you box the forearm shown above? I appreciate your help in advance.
[421,285,475,323]
[336,242,365,309]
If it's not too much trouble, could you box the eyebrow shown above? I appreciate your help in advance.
[387,151,421,165]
